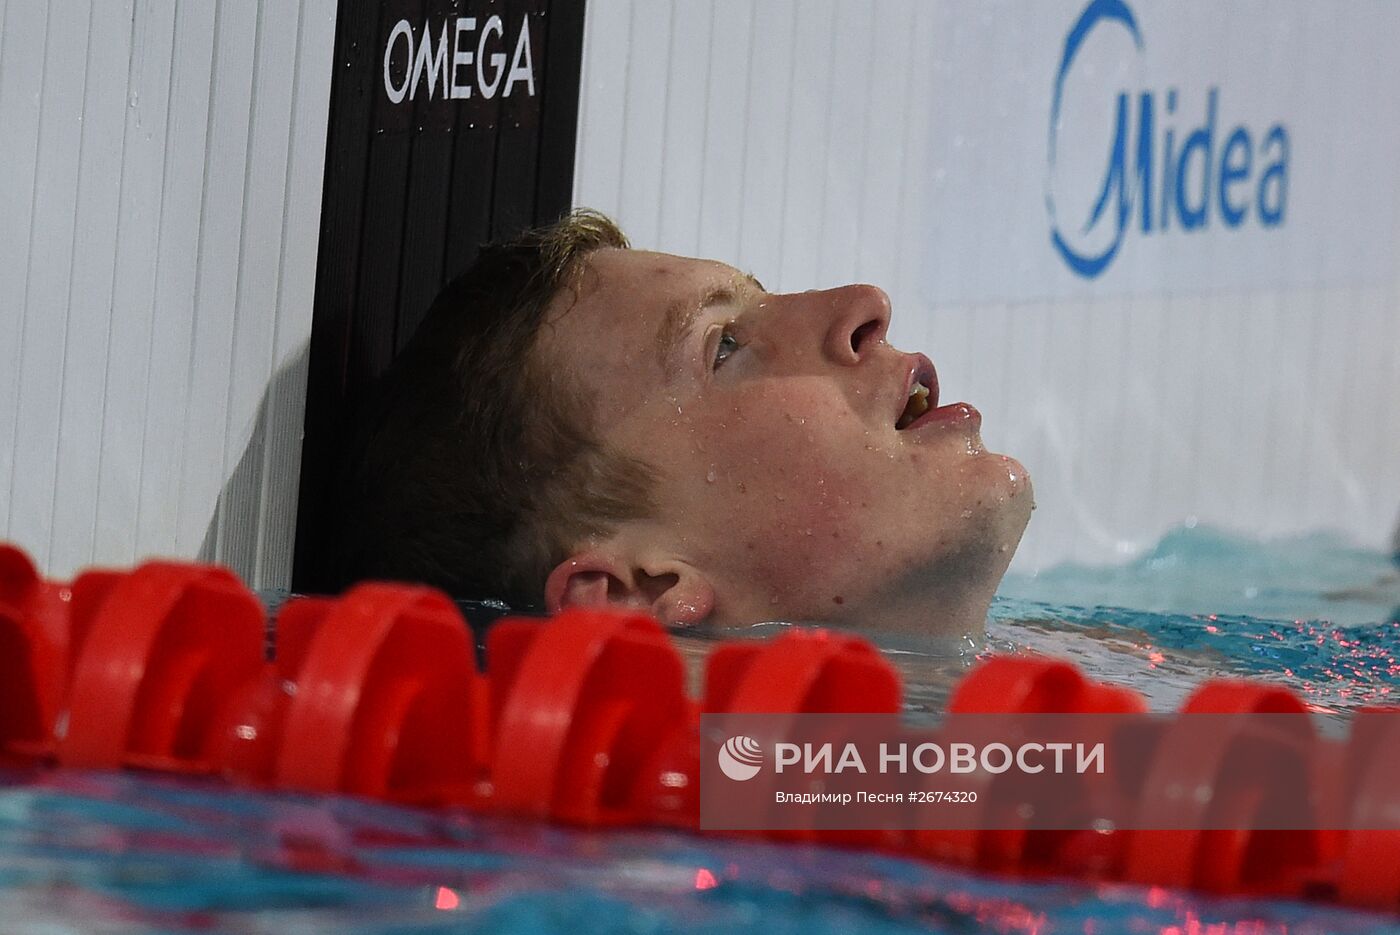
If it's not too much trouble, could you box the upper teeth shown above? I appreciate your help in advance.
[898,380,932,429]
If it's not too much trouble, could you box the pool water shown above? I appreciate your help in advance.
[2,526,1398,934]
[991,526,1400,716]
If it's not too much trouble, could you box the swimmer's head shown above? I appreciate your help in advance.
[332,211,654,605]
[334,211,1032,636]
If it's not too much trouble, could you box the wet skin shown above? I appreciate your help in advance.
[536,248,1033,638]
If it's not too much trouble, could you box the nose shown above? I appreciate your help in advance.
[818,284,891,365]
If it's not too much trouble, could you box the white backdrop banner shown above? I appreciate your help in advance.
[924,0,1400,304]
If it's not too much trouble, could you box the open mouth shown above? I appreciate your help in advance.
[895,356,939,430]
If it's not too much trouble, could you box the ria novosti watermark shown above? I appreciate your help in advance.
[765,737,1104,777]
[699,713,1400,832]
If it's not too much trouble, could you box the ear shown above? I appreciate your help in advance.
[544,551,716,627]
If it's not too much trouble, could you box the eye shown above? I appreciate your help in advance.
[712,328,742,370]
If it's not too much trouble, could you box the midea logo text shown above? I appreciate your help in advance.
[1047,0,1290,278]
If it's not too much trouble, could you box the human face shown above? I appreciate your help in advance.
[537,248,1032,635]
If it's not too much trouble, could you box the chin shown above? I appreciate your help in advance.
[968,452,1034,559]
[1001,454,1034,503]
[1000,476,1034,564]
[968,445,1032,497]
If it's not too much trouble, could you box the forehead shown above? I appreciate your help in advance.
[552,247,738,330]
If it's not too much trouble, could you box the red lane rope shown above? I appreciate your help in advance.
[0,542,1396,912]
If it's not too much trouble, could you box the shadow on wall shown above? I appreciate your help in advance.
[197,342,311,592]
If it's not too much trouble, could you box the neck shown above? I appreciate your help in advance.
[829,544,1013,641]
[845,576,996,640]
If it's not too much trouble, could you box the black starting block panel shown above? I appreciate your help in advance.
[293,0,587,593]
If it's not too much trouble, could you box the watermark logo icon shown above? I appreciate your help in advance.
[718,736,764,781]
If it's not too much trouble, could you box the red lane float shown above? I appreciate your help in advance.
[0,541,1397,915]
[948,655,1147,715]
[0,544,53,758]
[60,562,266,773]
[272,584,487,804]
[1122,680,1327,898]
[704,629,902,714]
[1339,708,1400,911]
[703,630,907,851]
[485,609,689,825]
[917,656,1146,875]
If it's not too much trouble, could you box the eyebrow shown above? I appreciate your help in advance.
[654,273,765,378]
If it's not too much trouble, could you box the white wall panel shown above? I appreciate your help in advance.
[1,0,338,588]
[92,0,177,564]
[574,0,1400,572]
[11,0,86,567]
[133,0,217,564]
[51,0,135,571]
[212,0,307,585]
[734,0,794,281]
[574,0,630,221]
[255,0,336,589]
[0,2,51,558]
[176,0,259,577]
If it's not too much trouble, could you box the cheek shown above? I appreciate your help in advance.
[700,430,899,591]
[709,404,866,515]
[664,396,854,551]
